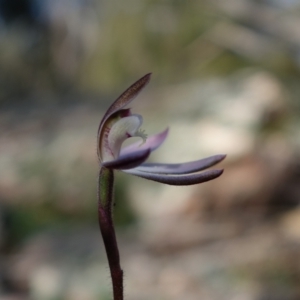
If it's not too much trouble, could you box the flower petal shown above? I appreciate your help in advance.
[123,168,224,185]
[120,128,169,156]
[102,148,151,170]
[134,154,226,174]
[98,73,151,139]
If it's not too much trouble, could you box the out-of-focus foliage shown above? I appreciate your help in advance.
[2,0,300,102]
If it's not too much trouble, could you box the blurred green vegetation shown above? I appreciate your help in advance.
[2,0,300,104]
[6,159,135,246]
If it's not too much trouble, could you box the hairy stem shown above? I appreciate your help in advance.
[98,167,123,300]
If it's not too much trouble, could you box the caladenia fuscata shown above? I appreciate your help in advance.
[97,73,226,300]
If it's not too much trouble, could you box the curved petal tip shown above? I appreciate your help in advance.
[121,127,169,156]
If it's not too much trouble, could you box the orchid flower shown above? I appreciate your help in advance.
[97,73,225,184]
[97,73,225,300]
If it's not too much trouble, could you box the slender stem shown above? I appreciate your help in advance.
[98,167,123,300]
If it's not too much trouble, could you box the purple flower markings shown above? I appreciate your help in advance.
[97,73,226,185]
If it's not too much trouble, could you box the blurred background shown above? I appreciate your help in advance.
[0,0,300,299]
